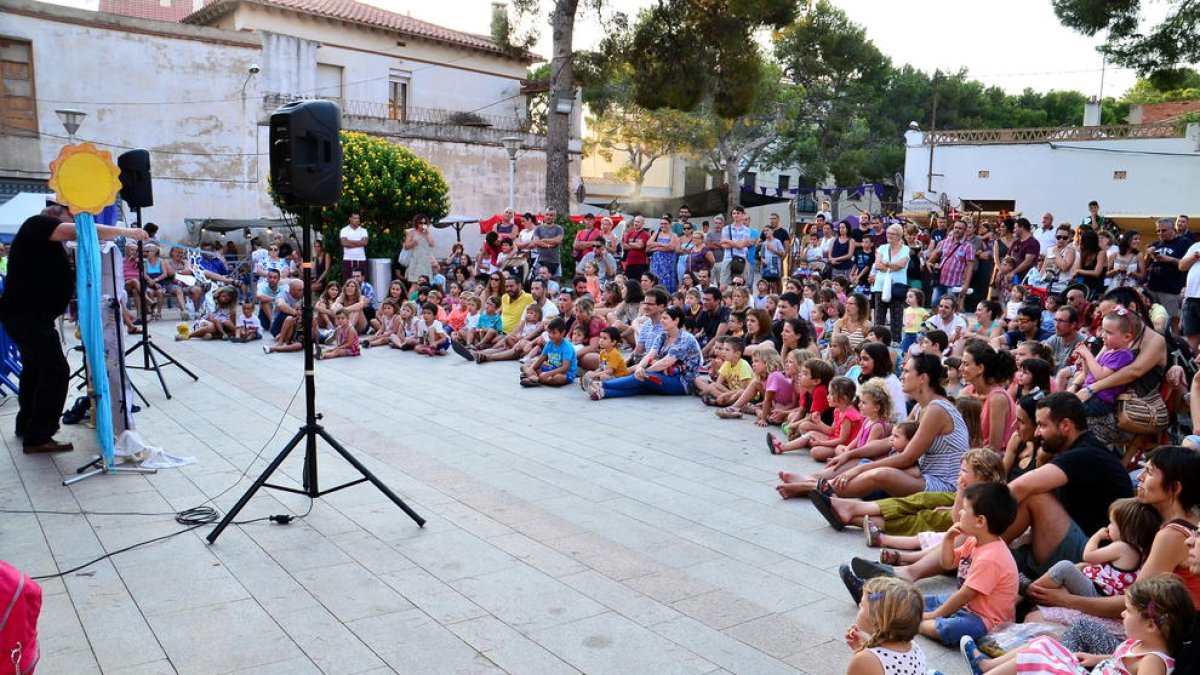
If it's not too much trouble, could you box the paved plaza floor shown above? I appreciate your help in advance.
[2,324,966,674]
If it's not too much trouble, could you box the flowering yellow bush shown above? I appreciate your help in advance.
[270,131,450,279]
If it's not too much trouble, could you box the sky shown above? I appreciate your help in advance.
[53,0,1143,97]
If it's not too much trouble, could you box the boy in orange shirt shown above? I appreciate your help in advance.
[919,482,1018,646]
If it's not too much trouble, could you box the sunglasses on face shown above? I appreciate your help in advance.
[1057,236,1069,241]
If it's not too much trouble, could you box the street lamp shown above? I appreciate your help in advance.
[55,108,87,144]
[501,135,521,211]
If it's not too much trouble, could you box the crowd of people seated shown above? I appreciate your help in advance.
[120,201,1200,674]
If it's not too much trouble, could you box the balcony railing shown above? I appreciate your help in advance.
[262,93,531,133]
[922,122,1184,146]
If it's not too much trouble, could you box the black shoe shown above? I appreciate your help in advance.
[850,556,895,580]
[450,340,474,362]
[808,490,845,531]
[839,564,864,604]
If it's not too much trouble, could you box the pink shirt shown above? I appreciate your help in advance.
[764,371,795,407]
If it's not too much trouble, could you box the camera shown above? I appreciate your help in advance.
[1085,335,1103,356]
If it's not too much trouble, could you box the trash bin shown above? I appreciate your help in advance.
[368,258,391,294]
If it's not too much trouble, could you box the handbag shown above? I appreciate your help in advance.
[879,247,894,302]
[1116,390,1169,434]
[1,561,42,675]
[397,248,413,267]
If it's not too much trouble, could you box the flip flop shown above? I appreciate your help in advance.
[450,340,474,361]
[850,556,894,580]
[766,432,783,455]
[808,490,845,531]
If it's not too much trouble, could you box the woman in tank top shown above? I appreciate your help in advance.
[830,353,969,498]
[960,341,1017,454]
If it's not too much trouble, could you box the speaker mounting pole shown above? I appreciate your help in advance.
[207,101,423,544]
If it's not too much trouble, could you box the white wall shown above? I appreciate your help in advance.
[0,3,275,242]
[216,5,529,120]
[902,127,1200,220]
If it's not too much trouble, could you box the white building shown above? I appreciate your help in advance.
[0,0,575,244]
[902,107,1200,224]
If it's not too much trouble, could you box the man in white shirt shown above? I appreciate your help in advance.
[715,206,754,289]
[1178,234,1200,351]
[339,213,369,280]
[1034,213,1058,255]
[928,295,968,344]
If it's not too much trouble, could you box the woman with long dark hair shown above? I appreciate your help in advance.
[961,341,1017,453]
[1109,230,1143,288]
[1071,228,1107,297]
[829,220,855,275]
[588,306,702,399]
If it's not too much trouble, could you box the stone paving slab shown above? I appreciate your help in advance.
[0,323,967,673]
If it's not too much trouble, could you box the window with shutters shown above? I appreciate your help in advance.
[0,38,36,136]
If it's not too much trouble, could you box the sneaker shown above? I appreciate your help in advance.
[262,345,272,354]
[960,635,986,675]
[850,556,895,580]
[589,379,605,401]
[579,372,592,392]
[838,564,864,605]
[864,517,882,547]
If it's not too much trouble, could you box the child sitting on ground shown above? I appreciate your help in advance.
[714,346,785,424]
[363,299,403,349]
[414,302,450,356]
[318,309,361,359]
[843,577,927,675]
[520,318,576,387]
[695,337,753,407]
[1072,309,1138,417]
[233,301,262,342]
[843,482,1019,648]
[782,357,835,438]
[773,377,891,495]
[1031,497,1159,600]
[579,326,629,389]
[963,575,1193,675]
[862,449,1007,567]
[396,300,421,350]
[775,376,859,456]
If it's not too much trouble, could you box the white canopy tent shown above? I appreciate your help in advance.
[0,192,55,242]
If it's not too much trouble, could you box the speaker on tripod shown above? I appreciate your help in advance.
[207,100,423,544]
[117,148,199,398]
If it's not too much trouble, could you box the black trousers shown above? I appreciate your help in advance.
[3,314,68,446]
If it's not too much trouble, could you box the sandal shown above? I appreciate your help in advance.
[766,432,783,455]
[715,407,743,419]
[588,380,605,401]
[864,516,883,548]
[519,377,540,388]
[701,394,717,406]
[878,548,901,566]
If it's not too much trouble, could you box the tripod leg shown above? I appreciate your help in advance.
[317,428,425,527]
[143,343,173,399]
[206,428,308,544]
[149,340,200,381]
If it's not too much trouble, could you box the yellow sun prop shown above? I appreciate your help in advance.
[48,143,122,215]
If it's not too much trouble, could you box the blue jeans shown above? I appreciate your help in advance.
[923,594,987,646]
[601,373,688,398]
[900,332,920,356]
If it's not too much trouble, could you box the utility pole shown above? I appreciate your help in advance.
[927,73,940,193]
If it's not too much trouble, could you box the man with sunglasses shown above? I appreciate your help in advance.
[1145,217,1188,332]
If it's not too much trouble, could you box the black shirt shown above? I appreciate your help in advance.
[695,306,730,345]
[1049,431,1133,533]
[0,215,72,323]
[1146,235,1190,294]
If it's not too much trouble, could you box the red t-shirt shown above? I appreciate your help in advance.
[807,384,830,416]
[574,226,602,260]
[623,229,651,267]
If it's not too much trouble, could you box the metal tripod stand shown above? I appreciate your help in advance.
[206,207,424,544]
[124,207,198,398]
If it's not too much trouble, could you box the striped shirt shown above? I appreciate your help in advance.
[919,399,969,492]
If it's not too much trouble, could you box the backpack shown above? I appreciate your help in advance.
[0,561,41,675]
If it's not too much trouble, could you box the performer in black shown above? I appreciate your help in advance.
[0,199,148,453]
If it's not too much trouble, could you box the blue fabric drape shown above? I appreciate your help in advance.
[74,212,114,464]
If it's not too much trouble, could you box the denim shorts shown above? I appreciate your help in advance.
[923,594,987,646]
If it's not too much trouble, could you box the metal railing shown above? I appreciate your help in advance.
[922,122,1184,146]
[262,93,531,132]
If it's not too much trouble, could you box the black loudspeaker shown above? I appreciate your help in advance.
[269,100,342,207]
[117,149,153,208]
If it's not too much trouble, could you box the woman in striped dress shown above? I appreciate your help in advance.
[828,353,969,498]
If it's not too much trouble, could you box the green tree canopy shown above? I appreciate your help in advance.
[270,131,449,279]
[1052,0,1200,87]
